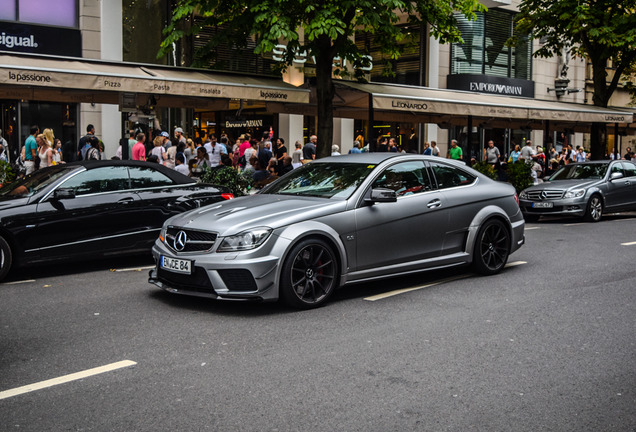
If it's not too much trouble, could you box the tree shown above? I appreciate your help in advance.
[515,0,636,160]
[160,0,483,159]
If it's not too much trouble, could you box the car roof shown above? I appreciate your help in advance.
[66,160,195,184]
[315,153,472,170]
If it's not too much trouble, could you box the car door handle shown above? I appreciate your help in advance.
[118,197,135,204]
[427,199,442,208]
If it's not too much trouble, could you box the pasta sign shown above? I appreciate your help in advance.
[271,44,373,71]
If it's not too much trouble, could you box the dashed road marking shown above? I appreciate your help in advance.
[364,261,528,302]
[110,266,154,272]
[621,241,636,246]
[525,227,541,230]
[564,222,586,227]
[0,360,137,400]
[2,279,36,285]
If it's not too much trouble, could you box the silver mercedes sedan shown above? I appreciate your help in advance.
[149,153,525,308]
[519,160,636,222]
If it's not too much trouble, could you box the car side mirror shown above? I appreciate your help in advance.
[365,188,397,204]
[610,171,624,181]
[53,188,76,200]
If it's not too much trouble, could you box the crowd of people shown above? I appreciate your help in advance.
[14,123,636,190]
[114,128,321,189]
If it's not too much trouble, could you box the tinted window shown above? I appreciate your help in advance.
[129,166,174,189]
[621,162,636,177]
[59,166,131,196]
[262,162,376,199]
[551,163,608,180]
[429,162,476,189]
[373,161,432,196]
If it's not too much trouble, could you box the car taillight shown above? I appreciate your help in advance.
[514,194,519,206]
[221,193,234,200]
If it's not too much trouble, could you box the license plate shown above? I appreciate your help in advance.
[532,202,553,208]
[160,256,192,274]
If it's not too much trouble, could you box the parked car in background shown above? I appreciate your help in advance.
[0,160,232,281]
[519,160,636,222]
[149,153,525,309]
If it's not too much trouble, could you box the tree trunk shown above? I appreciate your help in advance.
[590,122,606,160]
[314,39,335,160]
[590,59,609,161]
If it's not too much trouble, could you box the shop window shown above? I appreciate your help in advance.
[1,0,78,27]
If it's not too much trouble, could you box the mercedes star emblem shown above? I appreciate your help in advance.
[174,230,187,251]
[540,191,548,200]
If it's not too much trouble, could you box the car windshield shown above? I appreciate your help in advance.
[261,162,377,199]
[0,165,73,198]
[550,164,608,180]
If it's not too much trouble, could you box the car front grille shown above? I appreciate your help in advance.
[165,227,218,253]
[157,266,215,294]
[525,190,564,200]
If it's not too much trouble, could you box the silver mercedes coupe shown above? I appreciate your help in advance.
[149,153,525,308]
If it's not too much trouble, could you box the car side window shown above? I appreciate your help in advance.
[58,166,131,196]
[429,162,476,190]
[610,163,624,175]
[621,162,636,177]
[372,161,432,196]
[128,166,175,189]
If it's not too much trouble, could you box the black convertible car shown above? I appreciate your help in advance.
[0,160,232,281]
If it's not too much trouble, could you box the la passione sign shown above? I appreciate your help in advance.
[0,21,81,57]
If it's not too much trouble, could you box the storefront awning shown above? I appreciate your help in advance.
[332,81,633,125]
[0,52,309,106]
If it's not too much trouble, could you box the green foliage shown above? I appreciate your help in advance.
[199,166,250,197]
[514,0,636,107]
[0,161,16,185]
[471,161,498,180]
[506,162,533,194]
[160,0,484,159]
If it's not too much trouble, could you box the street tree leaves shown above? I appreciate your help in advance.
[515,0,636,158]
[161,0,483,158]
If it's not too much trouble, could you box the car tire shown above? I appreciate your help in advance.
[280,238,339,309]
[523,213,540,223]
[583,195,603,222]
[473,219,510,275]
[0,236,13,282]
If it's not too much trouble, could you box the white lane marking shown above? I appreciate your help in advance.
[364,261,528,302]
[525,227,541,230]
[2,279,36,285]
[110,266,154,272]
[0,360,137,400]
[621,241,636,246]
[564,222,586,227]
[364,275,470,302]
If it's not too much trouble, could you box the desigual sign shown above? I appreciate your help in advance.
[0,23,81,57]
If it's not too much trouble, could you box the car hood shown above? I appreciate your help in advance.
[167,194,348,236]
[526,179,599,191]
[0,196,32,211]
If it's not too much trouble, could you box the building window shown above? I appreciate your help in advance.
[0,0,77,28]
[451,10,531,80]
[355,24,423,86]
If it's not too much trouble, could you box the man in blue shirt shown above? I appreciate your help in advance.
[24,125,39,175]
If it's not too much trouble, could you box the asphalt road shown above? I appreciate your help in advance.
[1,214,635,431]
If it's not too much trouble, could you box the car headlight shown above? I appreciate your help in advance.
[159,225,167,243]
[564,189,585,198]
[217,228,272,252]
[519,190,528,199]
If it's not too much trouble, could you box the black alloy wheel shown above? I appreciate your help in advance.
[583,195,603,222]
[473,219,510,275]
[0,236,12,282]
[280,238,338,309]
